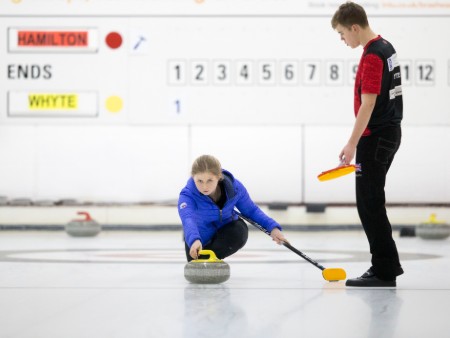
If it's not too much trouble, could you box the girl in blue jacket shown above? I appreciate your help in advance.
[178,155,287,261]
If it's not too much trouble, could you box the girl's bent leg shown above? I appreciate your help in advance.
[205,219,249,259]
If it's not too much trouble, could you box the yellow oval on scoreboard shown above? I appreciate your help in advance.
[105,95,123,113]
[28,93,78,110]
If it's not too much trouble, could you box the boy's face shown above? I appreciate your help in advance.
[193,172,220,196]
[335,24,360,49]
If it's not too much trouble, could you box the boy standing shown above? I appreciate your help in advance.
[331,2,404,287]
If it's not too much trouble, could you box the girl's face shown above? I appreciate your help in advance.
[193,172,220,196]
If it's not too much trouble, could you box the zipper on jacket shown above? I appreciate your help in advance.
[219,209,222,223]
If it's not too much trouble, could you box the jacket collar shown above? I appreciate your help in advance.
[221,170,236,200]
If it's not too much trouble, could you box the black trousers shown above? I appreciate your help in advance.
[184,219,248,262]
[356,126,404,280]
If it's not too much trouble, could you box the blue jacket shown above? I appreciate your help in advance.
[178,169,282,247]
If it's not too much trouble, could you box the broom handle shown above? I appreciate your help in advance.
[235,211,325,271]
[281,241,325,271]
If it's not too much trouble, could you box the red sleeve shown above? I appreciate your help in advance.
[361,54,383,95]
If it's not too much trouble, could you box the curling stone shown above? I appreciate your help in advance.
[65,211,101,237]
[416,214,450,240]
[184,250,230,284]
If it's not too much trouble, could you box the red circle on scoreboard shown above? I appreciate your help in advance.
[106,32,122,49]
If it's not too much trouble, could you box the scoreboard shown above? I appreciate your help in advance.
[2,1,449,126]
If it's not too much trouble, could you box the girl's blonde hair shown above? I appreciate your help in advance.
[191,155,223,179]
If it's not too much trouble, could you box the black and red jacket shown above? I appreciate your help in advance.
[354,35,403,136]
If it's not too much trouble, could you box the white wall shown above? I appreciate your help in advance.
[0,1,449,204]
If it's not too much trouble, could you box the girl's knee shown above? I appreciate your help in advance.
[235,219,249,247]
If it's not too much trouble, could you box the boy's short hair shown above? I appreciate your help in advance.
[331,2,369,29]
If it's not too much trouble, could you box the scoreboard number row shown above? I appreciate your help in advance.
[168,59,437,86]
